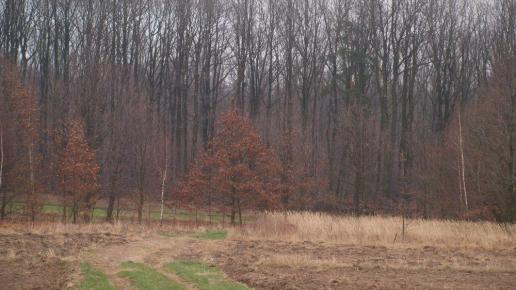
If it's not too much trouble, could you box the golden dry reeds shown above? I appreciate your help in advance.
[238,211,516,250]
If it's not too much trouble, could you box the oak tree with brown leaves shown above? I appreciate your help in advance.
[0,61,41,221]
[179,111,282,224]
[57,120,99,223]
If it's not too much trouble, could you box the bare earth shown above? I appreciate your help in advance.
[0,232,127,289]
[1,231,515,290]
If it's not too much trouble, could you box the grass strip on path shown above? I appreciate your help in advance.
[165,261,249,290]
[118,261,186,290]
[192,230,228,240]
[159,230,228,240]
[76,263,116,290]
[158,231,180,238]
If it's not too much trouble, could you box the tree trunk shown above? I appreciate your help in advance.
[160,128,168,226]
[230,196,236,225]
[160,163,167,226]
[195,207,198,226]
[72,202,78,224]
[458,106,468,211]
[137,191,144,224]
[106,169,119,222]
[222,206,225,227]
[106,194,116,222]
[0,128,5,220]
[28,134,36,221]
[116,196,120,221]
[353,169,362,215]
[237,198,242,225]
[0,126,3,196]
[62,177,67,223]
[208,188,212,224]
[0,192,6,220]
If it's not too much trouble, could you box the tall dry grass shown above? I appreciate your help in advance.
[2,211,515,250]
[238,211,516,249]
[0,220,215,237]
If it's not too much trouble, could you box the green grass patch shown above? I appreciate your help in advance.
[192,230,228,240]
[159,230,228,240]
[76,263,115,290]
[43,204,106,217]
[158,231,180,238]
[118,261,185,290]
[165,261,249,290]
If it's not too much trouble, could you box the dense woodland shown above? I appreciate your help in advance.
[0,0,515,223]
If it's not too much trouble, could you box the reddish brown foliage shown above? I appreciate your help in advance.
[178,111,282,224]
[57,119,99,223]
[0,61,41,221]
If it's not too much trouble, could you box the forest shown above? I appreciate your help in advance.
[0,0,515,224]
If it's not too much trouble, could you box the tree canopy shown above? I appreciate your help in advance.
[178,111,282,224]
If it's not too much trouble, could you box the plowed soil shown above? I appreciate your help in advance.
[88,234,516,290]
[0,232,127,290]
[206,240,516,290]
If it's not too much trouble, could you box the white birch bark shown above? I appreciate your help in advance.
[160,164,167,226]
[458,107,468,211]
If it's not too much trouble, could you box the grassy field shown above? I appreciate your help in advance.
[1,212,515,289]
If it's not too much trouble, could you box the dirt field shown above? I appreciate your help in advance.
[212,240,516,289]
[0,232,127,289]
[1,223,515,290]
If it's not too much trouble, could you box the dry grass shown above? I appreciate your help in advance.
[0,220,221,237]
[42,248,57,258]
[5,248,16,259]
[2,211,515,250]
[0,221,142,236]
[238,211,516,250]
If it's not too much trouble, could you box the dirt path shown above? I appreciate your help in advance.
[80,233,201,289]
